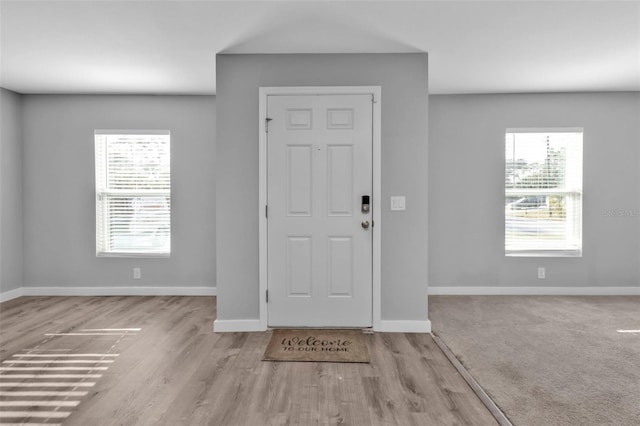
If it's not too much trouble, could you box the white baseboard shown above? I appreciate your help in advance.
[428,286,640,296]
[213,319,265,333]
[0,287,24,303]
[213,319,432,333]
[375,320,432,333]
[1,286,216,302]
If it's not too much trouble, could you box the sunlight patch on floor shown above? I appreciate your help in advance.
[0,382,96,387]
[44,333,134,336]
[0,391,88,397]
[0,423,62,426]
[4,360,113,364]
[0,411,71,418]
[12,354,119,357]
[0,367,108,371]
[81,328,141,332]
[0,328,134,425]
[0,400,80,407]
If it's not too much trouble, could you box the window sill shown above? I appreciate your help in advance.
[506,250,582,258]
[97,252,170,259]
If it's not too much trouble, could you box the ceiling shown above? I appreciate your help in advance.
[1,0,638,95]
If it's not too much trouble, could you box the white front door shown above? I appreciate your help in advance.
[267,94,373,327]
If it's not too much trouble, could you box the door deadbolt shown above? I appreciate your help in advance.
[361,195,370,213]
[361,220,370,229]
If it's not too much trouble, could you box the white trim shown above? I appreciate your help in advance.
[0,287,24,303]
[505,127,584,134]
[428,286,640,296]
[258,86,382,332]
[258,87,269,331]
[94,129,170,136]
[213,319,265,333]
[371,88,382,332]
[376,320,432,333]
[96,253,171,259]
[0,287,215,299]
[505,250,582,258]
[260,87,382,97]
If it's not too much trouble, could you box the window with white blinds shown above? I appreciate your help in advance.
[505,129,582,257]
[95,130,170,257]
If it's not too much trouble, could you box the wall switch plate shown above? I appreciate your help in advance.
[133,267,141,280]
[538,267,545,279]
[390,196,406,211]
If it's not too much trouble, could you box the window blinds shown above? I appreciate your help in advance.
[95,131,170,256]
[505,130,582,256]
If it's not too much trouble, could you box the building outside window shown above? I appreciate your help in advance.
[95,130,170,257]
[505,129,583,257]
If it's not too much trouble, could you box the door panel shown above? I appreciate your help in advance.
[267,94,373,327]
[286,145,312,216]
[327,145,353,216]
[287,236,312,297]
[328,236,353,297]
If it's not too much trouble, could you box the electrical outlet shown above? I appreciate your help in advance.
[133,267,141,280]
[538,267,545,279]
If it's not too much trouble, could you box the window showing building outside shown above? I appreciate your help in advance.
[95,130,170,257]
[505,129,583,256]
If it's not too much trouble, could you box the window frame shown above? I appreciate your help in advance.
[505,127,583,258]
[95,129,171,258]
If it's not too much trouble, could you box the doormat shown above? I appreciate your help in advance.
[263,329,370,363]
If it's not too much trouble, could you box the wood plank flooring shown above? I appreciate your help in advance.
[0,297,497,425]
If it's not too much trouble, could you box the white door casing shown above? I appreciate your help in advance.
[259,87,381,329]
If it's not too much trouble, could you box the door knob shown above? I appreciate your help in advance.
[361,220,370,229]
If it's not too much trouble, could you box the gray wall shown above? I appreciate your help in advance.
[22,95,216,288]
[429,92,640,288]
[8,76,632,301]
[0,88,24,293]
[216,53,429,322]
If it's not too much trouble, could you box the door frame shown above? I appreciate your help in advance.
[258,86,382,330]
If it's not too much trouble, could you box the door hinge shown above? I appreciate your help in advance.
[266,290,269,303]
[265,117,273,133]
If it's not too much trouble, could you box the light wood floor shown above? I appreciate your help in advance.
[0,296,497,425]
